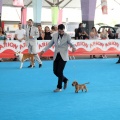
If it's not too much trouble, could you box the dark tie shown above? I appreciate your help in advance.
[29,27,31,36]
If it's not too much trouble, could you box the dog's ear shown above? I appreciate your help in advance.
[75,81,78,85]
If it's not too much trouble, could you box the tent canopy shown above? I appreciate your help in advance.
[2,0,81,8]
[2,0,120,10]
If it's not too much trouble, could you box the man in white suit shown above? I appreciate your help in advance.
[40,24,76,92]
[26,19,42,68]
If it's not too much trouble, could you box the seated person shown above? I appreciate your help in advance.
[0,27,6,62]
[79,31,89,40]
[108,28,115,39]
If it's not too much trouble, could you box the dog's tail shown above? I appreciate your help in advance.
[84,82,90,84]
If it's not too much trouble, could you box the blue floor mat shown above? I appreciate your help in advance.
[0,58,120,120]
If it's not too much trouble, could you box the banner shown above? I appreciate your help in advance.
[13,0,24,7]
[101,0,108,14]
[0,40,120,58]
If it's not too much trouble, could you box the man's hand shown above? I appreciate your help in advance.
[72,48,76,52]
[40,51,45,57]
[18,39,22,42]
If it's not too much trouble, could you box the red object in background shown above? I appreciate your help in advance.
[13,0,24,7]
[1,21,4,29]
[101,0,108,14]
[1,40,120,58]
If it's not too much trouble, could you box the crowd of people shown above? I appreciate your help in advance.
[74,23,117,40]
[1,21,120,62]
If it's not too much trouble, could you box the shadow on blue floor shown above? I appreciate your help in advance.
[0,58,120,120]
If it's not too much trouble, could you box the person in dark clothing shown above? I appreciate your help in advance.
[108,28,115,39]
[79,31,89,39]
[76,23,89,40]
[44,26,52,40]
[40,24,76,92]
[74,28,78,40]
[37,24,44,40]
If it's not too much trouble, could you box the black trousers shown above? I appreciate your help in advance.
[53,53,68,89]
[117,56,120,62]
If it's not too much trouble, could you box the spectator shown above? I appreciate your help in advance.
[13,23,26,61]
[76,23,89,39]
[54,25,58,31]
[44,26,53,59]
[116,27,120,39]
[100,28,108,39]
[108,28,115,39]
[14,23,26,41]
[0,27,7,62]
[89,27,99,58]
[99,28,108,58]
[37,24,44,40]
[51,25,58,37]
[74,28,78,40]
[90,27,99,39]
[44,26,52,40]
[80,31,89,40]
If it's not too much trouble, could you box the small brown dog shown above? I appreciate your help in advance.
[72,81,89,93]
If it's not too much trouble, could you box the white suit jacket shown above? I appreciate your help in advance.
[25,26,39,46]
[43,32,76,61]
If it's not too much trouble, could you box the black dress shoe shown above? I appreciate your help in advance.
[93,55,97,58]
[13,58,17,61]
[99,56,103,58]
[116,61,120,64]
[39,64,42,68]
[90,55,93,59]
[28,65,35,68]
[63,80,69,89]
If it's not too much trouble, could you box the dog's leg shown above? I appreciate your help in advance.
[30,56,34,68]
[75,90,78,93]
[20,62,23,69]
[84,86,88,92]
[20,58,24,69]
[85,88,88,92]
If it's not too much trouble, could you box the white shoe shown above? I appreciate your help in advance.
[53,88,62,92]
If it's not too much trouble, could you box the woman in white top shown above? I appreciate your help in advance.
[89,27,99,58]
[99,28,108,58]
[100,28,108,40]
[89,27,99,39]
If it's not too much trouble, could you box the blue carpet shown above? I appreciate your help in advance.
[0,58,120,120]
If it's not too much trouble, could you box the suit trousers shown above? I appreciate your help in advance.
[53,53,68,89]
[117,56,120,62]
